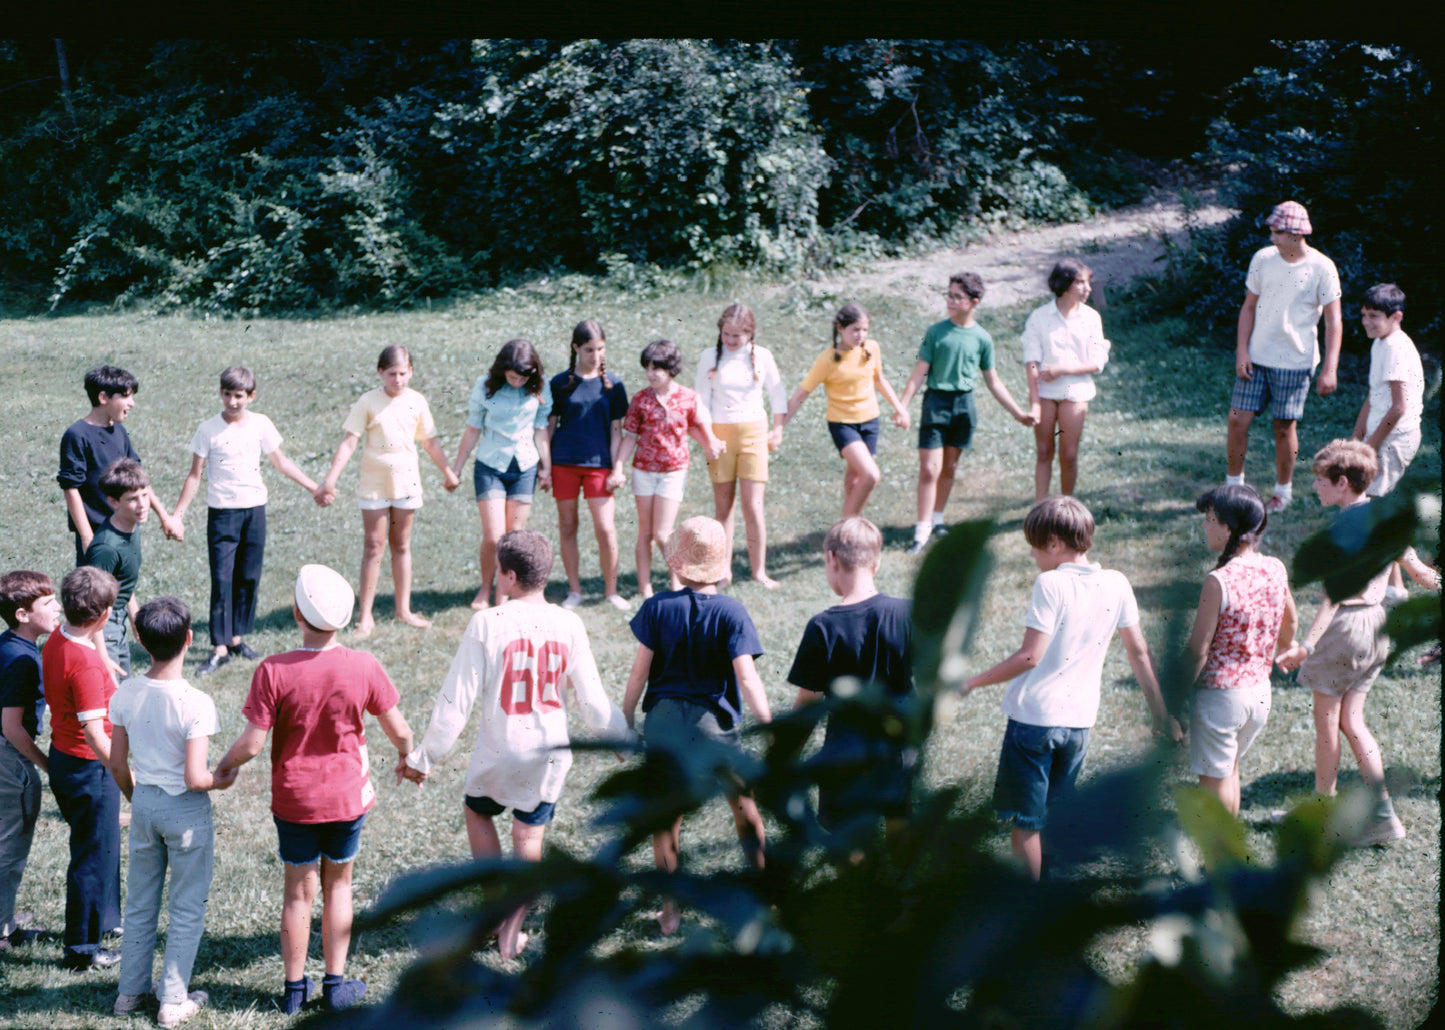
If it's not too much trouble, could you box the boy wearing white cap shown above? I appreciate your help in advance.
[1226,199,1343,512]
[214,564,413,1015]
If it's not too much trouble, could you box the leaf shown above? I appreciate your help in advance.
[912,519,994,691]
[1173,786,1252,869]
[1292,478,1424,603]
[1384,595,1441,658]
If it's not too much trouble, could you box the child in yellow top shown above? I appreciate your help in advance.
[784,304,909,517]
[319,346,460,638]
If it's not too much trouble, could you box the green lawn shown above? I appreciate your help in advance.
[1,283,1438,1028]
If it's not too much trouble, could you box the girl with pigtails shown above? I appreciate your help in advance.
[694,303,787,589]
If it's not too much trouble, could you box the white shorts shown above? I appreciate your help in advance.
[631,468,687,502]
[358,495,423,511]
[1189,680,1271,779]
[1366,427,1421,497]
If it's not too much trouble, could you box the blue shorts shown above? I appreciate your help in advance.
[474,458,537,502]
[1229,365,1313,421]
[828,419,880,456]
[992,719,1089,831]
[274,813,367,866]
[464,793,556,826]
[918,389,976,450]
[643,697,750,796]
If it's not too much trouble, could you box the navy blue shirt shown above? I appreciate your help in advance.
[549,373,628,468]
[58,418,140,532]
[630,588,763,730]
[0,629,45,741]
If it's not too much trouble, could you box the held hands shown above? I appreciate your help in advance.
[396,755,426,785]
[161,514,185,541]
[892,409,911,430]
[1014,409,1038,428]
[313,483,337,507]
[211,764,239,790]
[536,467,552,493]
[767,426,783,453]
[442,467,462,493]
[705,436,726,461]
[1275,642,1310,673]
[1153,714,1185,743]
[605,467,626,492]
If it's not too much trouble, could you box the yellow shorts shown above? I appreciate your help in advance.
[707,421,769,483]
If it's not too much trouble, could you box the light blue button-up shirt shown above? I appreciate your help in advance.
[466,379,553,471]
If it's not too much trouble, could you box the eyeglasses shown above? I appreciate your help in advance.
[945,292,970,301]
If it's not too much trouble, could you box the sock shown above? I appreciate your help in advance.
[914,521,931,542]
[1373,795,1396,822]
[1224,473,1245,486]
[931,511,944,527]
[1273,483,1292,500]
[322,973,367,1011]
[282,977,315,1016]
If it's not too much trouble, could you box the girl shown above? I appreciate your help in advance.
[548,321,630,611]
[783,303,910,517]
[453,339,552,610]
[1183,484,1298,816]
[320,346,459,639]
[1022,258,1111,502]
[610,340,723,599]
[694,303,787,589]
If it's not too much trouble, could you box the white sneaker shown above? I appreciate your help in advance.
[560,591,584,610]
[1354,813,1406,847]
[157,991,208,1028]
[605,594,632,611]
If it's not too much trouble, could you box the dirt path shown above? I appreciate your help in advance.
[790,190,1234,312]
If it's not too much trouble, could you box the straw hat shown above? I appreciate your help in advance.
[664,517,729,585]
[1265,200,1312,236]
[294,564,354,632]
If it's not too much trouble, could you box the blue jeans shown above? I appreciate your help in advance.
[119,786,215,1004]
[103,613,131,676]
[992,719,1089,831]
[207,504,267,647]
[48,747,123,959]
[0,741,42,936]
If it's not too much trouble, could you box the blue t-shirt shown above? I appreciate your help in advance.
[57,419,140,532]
[0,629,45,740]
[549,373,629,468]
[630,588,763,730]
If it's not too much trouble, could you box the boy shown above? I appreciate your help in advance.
[788,517,914,840]
[41,565,124,970]
[214,564,413,1014]
[108,598,233,1027]
[171,366,325,676]
[401,531,632,959]
[622,516,772,935]
[58,364,180,562]
[0,571,61,953]
[961,497,1177,881]
[1226,200,1343,512]
[897,272,1035,554]
[82,458,151,677]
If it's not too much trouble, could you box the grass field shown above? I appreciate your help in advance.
[0,280,1438,1028]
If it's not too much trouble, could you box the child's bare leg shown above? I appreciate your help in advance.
[1401,547,1442,589]
[739,479,776,588]
[496,499,531,604]
[588,494,622,597]
[388,508,428,627]
[711,480,738,586]
[464,805,503,858]
[556,497,583,595]
[839,441,881,517]
[281,863,320,981]
[652,817,684,935]
[355,509,390,637]
[1312,692,1343,795]
[1339,689,1386,790]
[498,821,547,960]
[1271,417,1299,489]
[936,446,962,513]
[1032,401,1059,502]
[634,495,656,599]
[652,495,683,590]
[1198,772,1237,817]
[319,858,354,977]
[1010,827,1043,881]
[1225,408,1255,478]
[1055,401,1088,497]
[726,793,767,869]
[474,498,506,609]
[915,448,941,524]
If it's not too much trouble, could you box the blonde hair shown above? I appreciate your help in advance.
[825,516,883,571]
[710,302,760,382]
[1312,439,1379,495]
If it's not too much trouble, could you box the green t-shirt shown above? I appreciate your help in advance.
[917,319,994,392]
[83,519,142,621]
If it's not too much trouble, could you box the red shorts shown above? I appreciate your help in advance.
[552,464,611,501]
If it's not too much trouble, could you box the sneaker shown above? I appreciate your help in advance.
[931,522,949,538]
[1383,585,1409,608]
[114,993,149,1016]
[560,591,584,610]
[67,947,122,971]
[196,652,230,676]
[157,991,208,1028]
[322,975,367,1011]
[281,976,317,1016]
[1354,813,1406,847]
[4,926,45,947]
[905,538,927,556]
[605,593,632,612]
[1265,493,1292,513]
[231,640,262,660]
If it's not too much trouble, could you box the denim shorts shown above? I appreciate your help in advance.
[474,458,537,502]
[828,418,880,456]
[274,812,367,865]
[992,719,1089,831]
[1229,364,1313,421]
[464,793,556,826]
[918,389,976,450]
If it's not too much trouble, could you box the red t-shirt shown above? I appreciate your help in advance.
[242,647,400,824]
[41,628,115,760]
[621,385,701,473]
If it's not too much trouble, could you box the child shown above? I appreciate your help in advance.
[452,339,553,611]
[58,365,181,562]
[898,273,1035,555]
[0,571,61,953]
[788,518,914,838]
[172,366,326,676]
[1226,200,1343,512]
[400,531,633,959]
[82,458,151,677]
[611,339,725,599]
[694,303,787,588]
[107,597,233,1027]
[213,564,414,1013]
[783,304,910,518]
[961,497,1176,881]
[622,516,772,934]
[1022,259,1111,502]
[1277,442,1410,845]
[1182,486,1297,817]
[41,565,123,970]
[548,321,631,611]
[320,345,460,639]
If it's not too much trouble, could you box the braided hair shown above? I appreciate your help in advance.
[832,303,873,365]
[483,339,545,399]
[711,302,760,382]
[556,319,613,409]
[1196,484,1268,569]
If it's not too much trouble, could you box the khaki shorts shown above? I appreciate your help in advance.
[1189,680,1271,779]
[1366,428,1421,497]
[1299,603,1389,696]
[707,421,769,483]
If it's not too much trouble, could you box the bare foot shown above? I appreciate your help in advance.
[353,619,375,640]
[469,591,490,611]
[752,572,779,589]
[657,902,680,936]
[398,612,432,629]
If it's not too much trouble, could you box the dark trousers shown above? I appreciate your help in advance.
[48,746,122,958]
[207,505,267,647]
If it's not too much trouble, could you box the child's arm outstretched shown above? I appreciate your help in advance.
[608,434,637,491]
[1117,624,1182,741]
[185,733,234,791]
[375,704,415,786]
[874,365,910,429]
[687,418,725,461]
[266,445,325,501]
[318,431,361,506]
[213,721,268,782]
[981,368,1037,427]
[961,628,1049,694]
[171,454,207,532]
[734,654,771,723]
[898,360,930,412]
[401,634,484,784]
[420,435,461,493]
[1400,547,1442,590]
[782,385,812,426]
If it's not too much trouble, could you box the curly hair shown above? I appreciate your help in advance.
[483,339,545,398]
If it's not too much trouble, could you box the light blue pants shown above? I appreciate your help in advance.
[0,740,42,937]
[118,785,214,1005]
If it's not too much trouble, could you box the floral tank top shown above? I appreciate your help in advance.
[1198,554,1289,691]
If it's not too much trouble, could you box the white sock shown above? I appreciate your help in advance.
[1225,473,1245,486]
[1273,483,1292,499]
[931,511,945,527]
[914,521,932,542]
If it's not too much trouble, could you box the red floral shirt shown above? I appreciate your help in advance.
[622,386,702,473]
[1199,554,1289,690]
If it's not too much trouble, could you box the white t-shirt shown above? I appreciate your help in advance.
[695,344,787,425]
[1366,328,1424,437]
[188,411,283,509]
[1000,560,1140,729]
[406,601,635,810]
[109,675,219,796]
[1020,300,1111,402]
[1244,245,1342,370]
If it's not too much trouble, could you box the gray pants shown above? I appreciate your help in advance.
[119,785,215,1005]
[0,740,42,937]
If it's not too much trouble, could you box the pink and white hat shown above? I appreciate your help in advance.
[1265,200,1313,236]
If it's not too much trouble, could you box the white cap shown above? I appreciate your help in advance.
[294,564,354,632]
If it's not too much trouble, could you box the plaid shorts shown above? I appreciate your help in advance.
[1229,365,1313,421]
